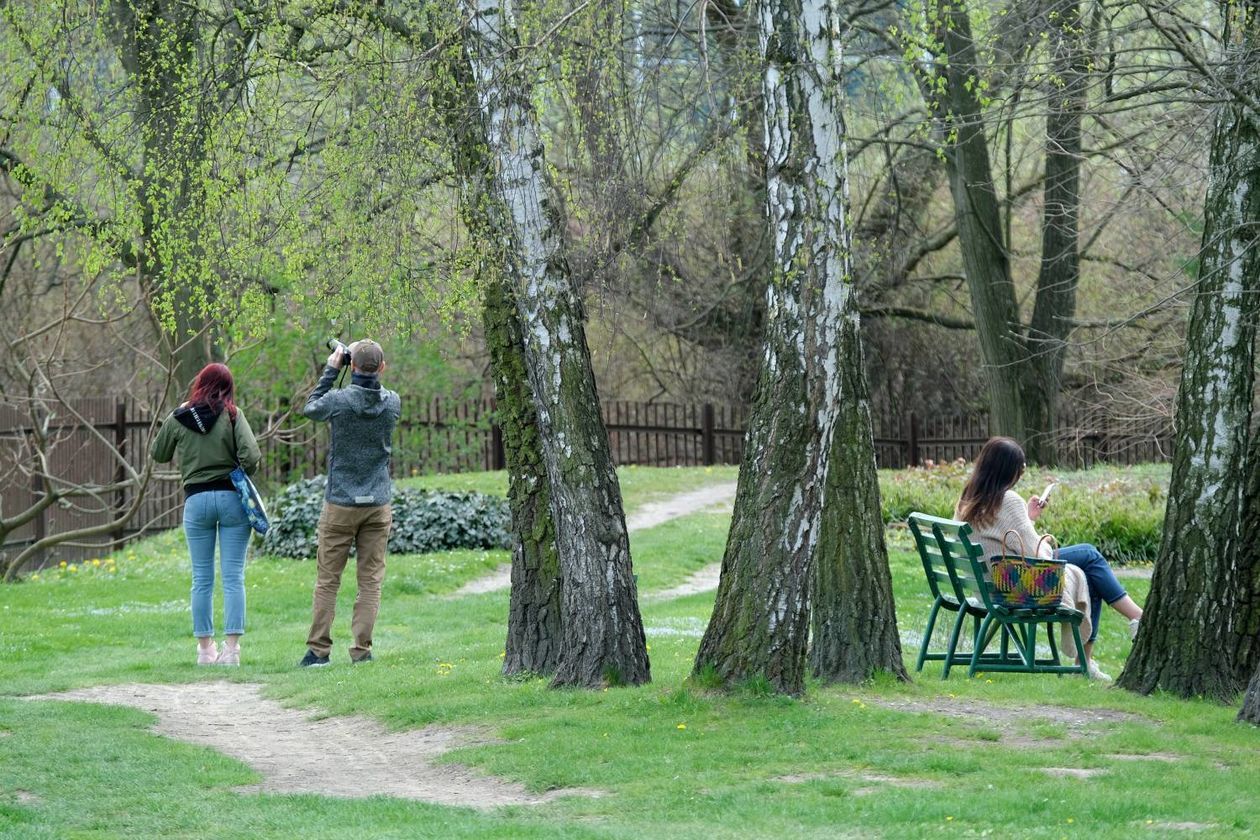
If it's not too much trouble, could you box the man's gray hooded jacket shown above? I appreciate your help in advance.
[303,367,401,507]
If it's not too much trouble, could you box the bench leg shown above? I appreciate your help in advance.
[968,615,997,677]
[916,598,943,673]
[943,606,969,679]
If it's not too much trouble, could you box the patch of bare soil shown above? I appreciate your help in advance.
[1104,752,1181,762]
[451,482,737,597]
[15,790,40,804]
[1145,822,1218,832]
[866,697,1149,733]
[645,563,722,602]
[28,682,596,809]
[775,770,940,795]
[1041,767,1108,779]
[1115,566,1154,579]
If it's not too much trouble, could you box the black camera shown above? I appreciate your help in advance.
[326,338,352,368]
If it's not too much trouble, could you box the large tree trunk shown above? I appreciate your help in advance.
[810,306,909,683]
[1117,0,1260,700]
[693,0,858,696]
[483,280,563,676]
[1241,665,1260,724]
[929,0,1031,447]
[106,0,223,392]
[433,19,565,677]
[1024,0,1087,464]
[1239,431,1260,721]
[463,0,649,689]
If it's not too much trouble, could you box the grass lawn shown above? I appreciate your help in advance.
[2,466,1257,839]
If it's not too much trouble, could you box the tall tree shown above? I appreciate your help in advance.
[0,0,260,392]
[461,0,649,688]
[1117,0,1260,701]
[809,311,909,683]
[693,0,861,696]
[419,5,565,676]
[914,0,1094,462]
[1024,0,1087,457]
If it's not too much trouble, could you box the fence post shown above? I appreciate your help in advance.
[909,412,920,468]
[701,403,716,466]
[112,399,127,546]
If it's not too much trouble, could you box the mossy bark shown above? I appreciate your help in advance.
[810,312,908,684]
[482,280,563,676]
[693,0,860,696]
[436,13,564,677]
[464,0,649,689]
[1117,1,1260,700]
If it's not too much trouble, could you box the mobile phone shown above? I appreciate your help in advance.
[1039,482,1058,506]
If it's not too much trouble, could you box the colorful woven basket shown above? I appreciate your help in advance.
[988,531,1063,610]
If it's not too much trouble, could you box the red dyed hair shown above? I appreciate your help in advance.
[186,363,238,420]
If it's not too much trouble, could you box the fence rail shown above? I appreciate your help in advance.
[1,395,1171,564]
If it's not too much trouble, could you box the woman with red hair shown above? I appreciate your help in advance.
[151,363,261,666]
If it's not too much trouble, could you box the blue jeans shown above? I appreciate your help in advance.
[184,490,251,638]
[1056,543,1127,643]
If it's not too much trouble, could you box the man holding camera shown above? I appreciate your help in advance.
[299,339,401,666]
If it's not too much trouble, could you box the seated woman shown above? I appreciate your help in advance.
[954,437,1143,682]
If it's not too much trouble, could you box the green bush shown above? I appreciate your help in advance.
[878,462,1168,565]
[262,476,510,559]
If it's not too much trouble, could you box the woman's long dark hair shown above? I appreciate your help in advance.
[957,437,1025,526]
[186,363,238,420]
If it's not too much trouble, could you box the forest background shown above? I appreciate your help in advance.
[0,0,1218,440]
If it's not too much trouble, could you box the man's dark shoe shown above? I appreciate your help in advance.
[351,652,373,664]
[299,650,330,668]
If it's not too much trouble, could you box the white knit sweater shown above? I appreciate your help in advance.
[957,490,1055,561]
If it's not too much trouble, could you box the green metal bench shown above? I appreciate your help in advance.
[930,518,1089,678]
[907,512,1017,678]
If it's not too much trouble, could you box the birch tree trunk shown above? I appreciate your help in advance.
[1117,0,1260,700]
[484,280,563,676]
[1241,665,1260,724]
[810,308,908,683]
[463,0,649,688]
[1239,431,1260,721]
[432,18,565,677]
[693,0,858,697]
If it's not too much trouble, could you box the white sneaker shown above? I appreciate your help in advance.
[196,642,219,666]
[1129,618,1141,640]
[1086,660,1113,682]
[216,643,240,666]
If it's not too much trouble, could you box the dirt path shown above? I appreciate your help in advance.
[28,682,593,808]
[451,481,737,597]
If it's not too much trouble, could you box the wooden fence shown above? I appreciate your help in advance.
[1,395,1170,564]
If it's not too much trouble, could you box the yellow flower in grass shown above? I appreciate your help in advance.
[58,561,67,569]
[676,723,686,730]
[67,564,78,573]
[91,559,101,567]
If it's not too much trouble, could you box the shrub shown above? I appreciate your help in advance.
[878,462,1168,565]
[262,475,510,559]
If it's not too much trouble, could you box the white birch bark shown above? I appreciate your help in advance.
[693,0,858,696]
[463,0,649,688]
